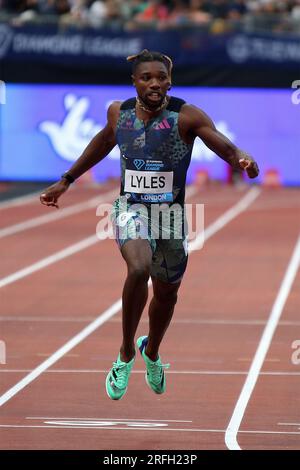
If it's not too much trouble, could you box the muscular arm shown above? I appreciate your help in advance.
[182,104,259,178]
[40,101,120,208]
[66,101,120,180]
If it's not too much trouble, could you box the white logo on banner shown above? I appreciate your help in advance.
[39,94,101,161]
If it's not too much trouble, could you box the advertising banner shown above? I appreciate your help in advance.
[0,85,299,185]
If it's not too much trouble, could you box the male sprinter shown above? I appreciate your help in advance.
[40,50,259,400]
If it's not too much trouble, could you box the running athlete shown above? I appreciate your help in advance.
[40,50,259,400]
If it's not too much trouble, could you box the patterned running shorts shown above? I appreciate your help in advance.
[111,197,189,284]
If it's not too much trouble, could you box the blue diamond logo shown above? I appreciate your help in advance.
[133,159,145,170]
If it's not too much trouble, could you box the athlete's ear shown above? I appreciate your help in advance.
[167,83,172,91]
[131,74,135,86]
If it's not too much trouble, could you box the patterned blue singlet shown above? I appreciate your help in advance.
[112,96,195,283]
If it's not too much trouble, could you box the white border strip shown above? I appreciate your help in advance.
[225,233,300,450]
[0,187,260,408]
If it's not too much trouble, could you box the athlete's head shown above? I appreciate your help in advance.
[127,49,173,110]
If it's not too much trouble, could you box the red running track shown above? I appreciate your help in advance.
[0,181,300,450]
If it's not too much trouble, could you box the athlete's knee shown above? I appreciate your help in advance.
[127,264,151,283]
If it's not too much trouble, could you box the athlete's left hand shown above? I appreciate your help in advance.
[239,157,259,179]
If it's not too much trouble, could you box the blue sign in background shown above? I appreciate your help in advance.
[0,85,299,185]
[1,24,300,68]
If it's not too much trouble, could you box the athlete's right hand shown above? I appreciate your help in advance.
[40,180,70,209]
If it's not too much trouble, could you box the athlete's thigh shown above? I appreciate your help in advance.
[121,238,153,270]
[111,198,156,269]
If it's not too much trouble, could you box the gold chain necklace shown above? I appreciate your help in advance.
[136,96,168,114]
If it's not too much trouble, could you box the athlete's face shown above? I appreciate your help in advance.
[132,61,171,109]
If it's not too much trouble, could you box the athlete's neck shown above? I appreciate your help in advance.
[136,96,169,115]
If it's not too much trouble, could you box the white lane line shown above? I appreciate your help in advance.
[0,316,268,324]
[225,233,300,450]
[4,316,300,328]
[278,422,300,426]
[3,369,300,376]
[0,235,99,289]
[0,191,42,210]
[2,369,300,376]
[4,316,300,327]
[26,417,192,422]
[0,183,195,212]
[0,298,121,407]
[0,187,261,408]
[189,186,261,251]
[0,425,299,437]
[0,187,118,239]
[0,424,225,433]
[0,369,247,374]
[0,184,197,288]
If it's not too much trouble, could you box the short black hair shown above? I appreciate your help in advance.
[127,49,173,74]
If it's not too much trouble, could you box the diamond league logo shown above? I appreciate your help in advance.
[0,24,13,59]
[227,35,250,64]
[133,159,145,170]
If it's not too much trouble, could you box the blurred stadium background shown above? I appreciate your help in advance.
[0,0,299,194]
[1,2,300,454]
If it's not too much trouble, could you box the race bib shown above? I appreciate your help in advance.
[124,170,173,194]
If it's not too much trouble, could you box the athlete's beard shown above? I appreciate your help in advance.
[137,95,168,113]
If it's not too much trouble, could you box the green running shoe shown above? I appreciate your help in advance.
[105,353,135,400]
[137,336,170,394]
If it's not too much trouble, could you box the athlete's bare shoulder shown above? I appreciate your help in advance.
[180,103,212,126]
[107,100,122,131]
[107,100,122,119]
[179,103,214,143]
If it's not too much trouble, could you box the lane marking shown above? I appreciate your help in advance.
[0,187,261,408]
[225,233,300,450]
[0,424,225,432]
[3,316,300,327]
[0,185,198,289]
[0,316,269,324]
[2,369,300,376]
[0,299,122,407]
[0,235,100,289]
[278,422,300,426]
[0,191,42,210]
[21,417,192,429]
[0,424,299,437]
[0,188,118,239]
[26,417,192,422]
[189,187,261,251]
[0,184,196,212]
[42,420,168,428]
